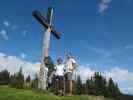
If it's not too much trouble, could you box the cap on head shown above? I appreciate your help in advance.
[66,52,73,59]
[57,57,63,64]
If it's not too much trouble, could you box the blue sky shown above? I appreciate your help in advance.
[0,0,133,94]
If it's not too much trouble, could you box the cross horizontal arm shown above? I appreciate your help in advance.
[32,11,49,28]
[32,10,61,39]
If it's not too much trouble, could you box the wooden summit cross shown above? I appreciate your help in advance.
[32,7,61,90]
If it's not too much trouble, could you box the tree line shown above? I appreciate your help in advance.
[74,72,122,98]
[0,68,122,98]
[0,68,38,89]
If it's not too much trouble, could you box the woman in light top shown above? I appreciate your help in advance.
[66,52,76,95]
[55,57,65,79]
[55,57,65,94]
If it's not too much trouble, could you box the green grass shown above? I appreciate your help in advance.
[0,86,111,100]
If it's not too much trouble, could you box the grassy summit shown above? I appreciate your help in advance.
[0,86,111,100]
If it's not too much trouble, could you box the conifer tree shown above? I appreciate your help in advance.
[0,69,10,85]
[10,67,24,89]
[31,74,38,89]
[107,78,121,97]
[26,75,31,83]
[86,77,95,95]
[74,75,82,95]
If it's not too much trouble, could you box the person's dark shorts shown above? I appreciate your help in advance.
[67,72,73,80]
[56,75,63,80]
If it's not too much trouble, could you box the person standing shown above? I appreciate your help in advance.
[55,57,65,94]
[44,56,55,89]
[66,52,76,95]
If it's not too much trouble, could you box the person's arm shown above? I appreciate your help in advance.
[72,59,77,70]
[63,64,66,73]
[54,64,57,71]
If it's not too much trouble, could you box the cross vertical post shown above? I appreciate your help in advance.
[32,7,61,90]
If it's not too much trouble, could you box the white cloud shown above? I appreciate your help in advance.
[77,64,133,94]
[3,20,17,30]
[11,25,18,30]
[20,53,27,59]
[0,52,6,57]
[125,45,133,49]
[0,30,8,40]
[104,67,133,94]
[77,64,95,82]
[80,40,111,58]
[3,21,10,27]
[22,30,28,37]
[85,45,111,58]
[98,0,112,14]
[0,52,40,78]
[0,52,133,94]
[104,67,133,82]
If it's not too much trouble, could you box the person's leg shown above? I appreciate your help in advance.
[68,72,73,95]
[58,76,64,95]
[58,76,61,90]
[56,76,60,92]
[70,80,73,95]
[63,74,66,95]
